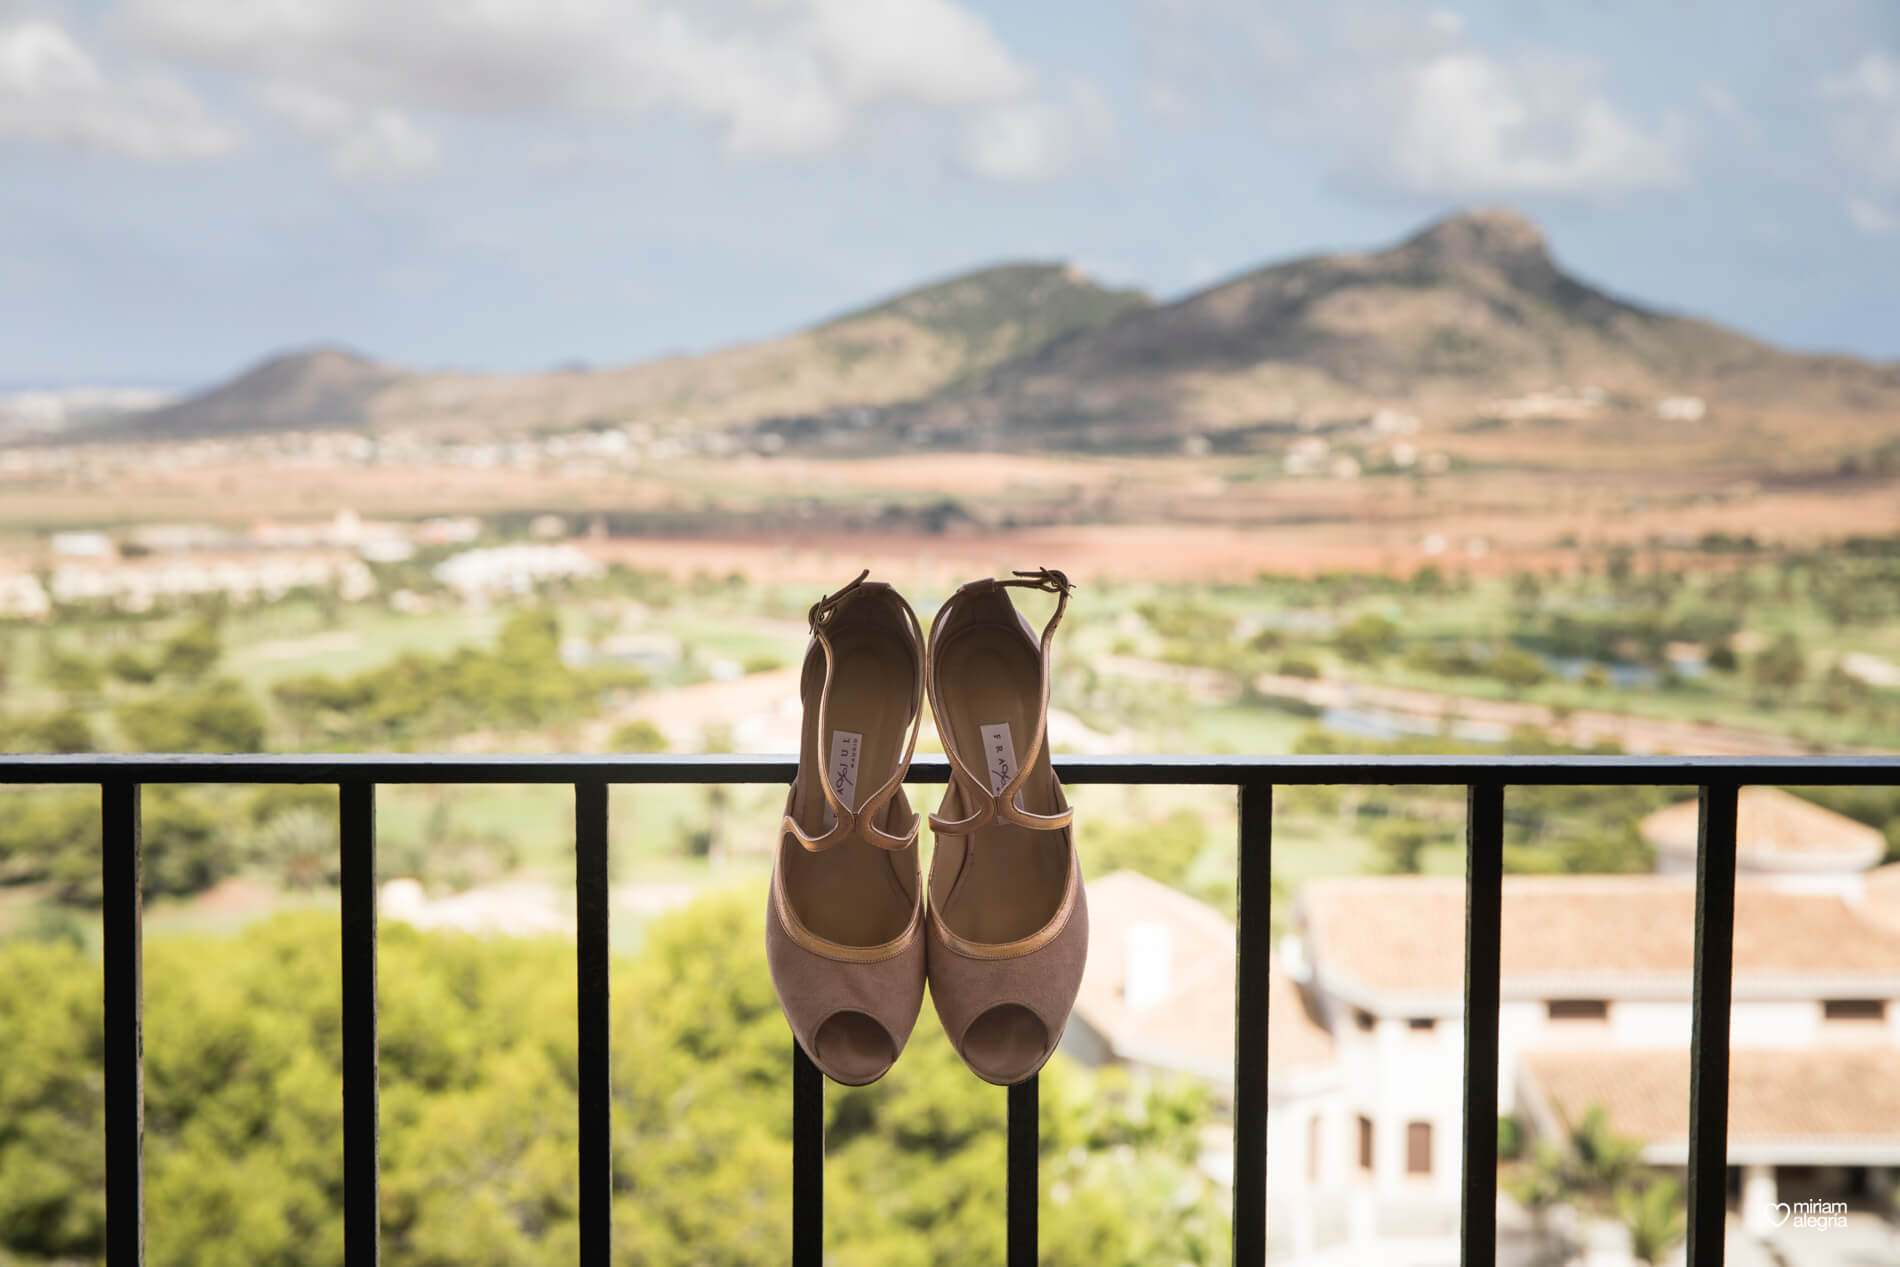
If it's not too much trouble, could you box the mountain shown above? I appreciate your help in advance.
[896,209,1900,445]
[119,346,399,438]
[115,263,1149,439]
[817,261,1150,373]
[100,213,1897,447]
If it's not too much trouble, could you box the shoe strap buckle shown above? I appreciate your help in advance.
[1007,567,1073,597]
[809,568,871,633]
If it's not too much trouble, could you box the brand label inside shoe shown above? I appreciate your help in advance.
[822,729,862,827]
[978,722,1017,795]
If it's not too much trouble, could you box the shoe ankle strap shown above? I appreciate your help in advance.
[808,568,871,633]
[927,569,1075,836]
[789,571,925,852]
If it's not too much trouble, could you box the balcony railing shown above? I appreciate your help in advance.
[5,751,1899,1266]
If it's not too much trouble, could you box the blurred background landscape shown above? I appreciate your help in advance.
[2,2,1898,1264]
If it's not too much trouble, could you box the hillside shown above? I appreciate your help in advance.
[895,209,1900,446]
[117,263,1149,439]
[119,346,399,438]
[99,211,1899,449]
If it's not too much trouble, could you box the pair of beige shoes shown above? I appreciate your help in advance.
[766,569,1088,1086]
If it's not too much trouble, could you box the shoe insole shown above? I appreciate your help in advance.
[783,631,918,947]
[932,621,1070,944]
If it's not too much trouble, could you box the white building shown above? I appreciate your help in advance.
[0,570,51,619]
[1067,790,1900,1265]
[47,551,376,611]
[433,544,602,600]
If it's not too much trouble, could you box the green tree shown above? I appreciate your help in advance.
[259,807,340,889]
[25,710,97,754]
[1511,571,1543,609]
[610,720,668,753]
[142,787,241,899]
[43,651,100,699]
[1614,1175,1685,1265]
[1081,809,1219,903]
[1334,612,1400,663]
[1506,1140,1568,1256]
[0,789,94,891]
[1752,633,1805,693]
[117,678,267,753]
[0,940,107,1257]
[157,622,223,681]
[0,895,1227,1266]
[1373,821,1434,874]
[1564,1104,1643,1198]
[107,649,159,684]
[1489,646,1548,690]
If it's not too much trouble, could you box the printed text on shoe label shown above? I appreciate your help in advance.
[979,723,1016,796]
[825,730,863,826]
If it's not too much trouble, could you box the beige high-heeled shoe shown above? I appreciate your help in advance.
[766,571,928,1085]
[924,569,1088,1086]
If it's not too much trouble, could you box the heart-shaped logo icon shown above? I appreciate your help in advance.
[1772,1202,1792,1227]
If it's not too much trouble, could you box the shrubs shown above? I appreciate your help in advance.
[273,608,600,746]
[117,678,267,753]
[1488,646,1549,690]
[610,720,668,753]
[1752,632,1805,692]
[22,710,96,754]
[1334,612,1400,663]
[1497,1113,1522,1160]
[0,899,1229,1266]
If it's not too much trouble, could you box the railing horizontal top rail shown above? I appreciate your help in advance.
[4,751,1897,785]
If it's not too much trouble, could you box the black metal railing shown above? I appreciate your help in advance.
[5,751,1899,1266]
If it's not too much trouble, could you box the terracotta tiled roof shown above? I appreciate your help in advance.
[1640,787,1885,864]
[1074,870,1333,1083]
[1266,956,1336,1078]
[1297,874,1900,1001]
[1522,1047,1900,1147]
[1865,863,1900,934]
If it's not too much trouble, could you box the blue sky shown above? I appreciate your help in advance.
[3,0,1897,388]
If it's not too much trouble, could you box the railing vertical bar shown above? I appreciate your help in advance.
[1233,780,1270,1265]
[1460,780,1505,1267]
[340,782,379,1266]
[575,781,612,1265]
[1008,1076,1039,1267]
[792,1041,824,1267]
[102,781,144,1267]
[1686,781,1739,1266]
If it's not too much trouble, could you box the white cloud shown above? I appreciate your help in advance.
[0,16,237,160]
[1846,196,1896,235]
[1139,0,1685,202]
[959,80,1112,184]
[807,0,1031,109]
[118,0,1089,178]
[1385,52,1684,197]
[1821,51,1900,189]
[258,83,437,182]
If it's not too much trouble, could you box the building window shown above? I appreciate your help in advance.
[1547,999,1609,1021]
[1354,1008,1376,1032]
[1408,1017,1436,1032]
[1308,1114,1322,1182]
[1823,999,1887,1022]
[1358,1115,1374,1171]
[1407,1121,1432,1176]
